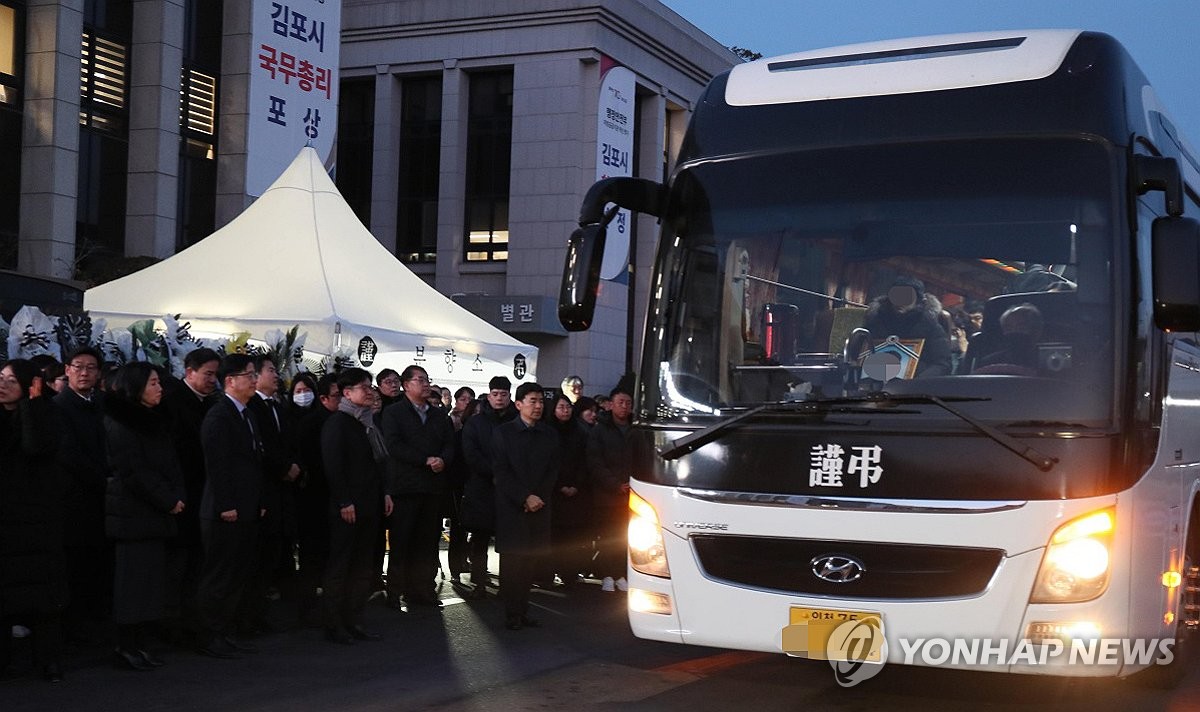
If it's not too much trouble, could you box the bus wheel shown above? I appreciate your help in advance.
[1136,519,1200,688]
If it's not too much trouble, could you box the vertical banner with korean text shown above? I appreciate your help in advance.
[247,0,341,196]
[596,61,635,282]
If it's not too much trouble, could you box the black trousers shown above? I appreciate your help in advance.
[446,490,469,577]
[596,506,626,580]
[323,515,378,629]
[500,549,536,620]
[197,518,259,639]
[386,494,443,600]
[468,530,493,583]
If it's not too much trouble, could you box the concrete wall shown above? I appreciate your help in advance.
[341,0,736,392]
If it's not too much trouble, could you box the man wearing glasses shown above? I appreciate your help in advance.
[380,365,455,610]
[195,354,266,659]
[53,346,111,640]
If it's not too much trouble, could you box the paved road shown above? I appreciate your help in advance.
[4,565,1200,711]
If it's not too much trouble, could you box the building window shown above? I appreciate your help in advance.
[396,76,441,263]
[177,0,221,250]
[335,79,374,229]
[180,68,217,140]
[0,1,22,269]
[80,31,128,133]
[463,70,512,263]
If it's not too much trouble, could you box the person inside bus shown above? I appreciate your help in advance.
[972,303,1043,377]
[862,276,952,377]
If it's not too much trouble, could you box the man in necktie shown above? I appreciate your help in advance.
[242,356,301,634]
[195,354,266,659]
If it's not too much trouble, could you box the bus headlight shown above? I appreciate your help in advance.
[1030,507,1114,603]
[629,491,670,578]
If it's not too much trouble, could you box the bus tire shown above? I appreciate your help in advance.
[1135,507,1200,688]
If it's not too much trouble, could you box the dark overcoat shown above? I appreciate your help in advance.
[380,399,454,496]
[104,397,186,541]
[0,398,68,617]
[490,418,559,552]
[53,388,109,545]
[459,401,516,531]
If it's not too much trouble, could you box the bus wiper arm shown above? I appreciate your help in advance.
[658,400,916,461]
[866,393,1059,472]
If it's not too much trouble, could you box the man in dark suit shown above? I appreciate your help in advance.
[195,354,265,659]
[52,346,111,639]
[491,382,559,630]
[381,365,455,610]
[320,368,393,644]
[159,347,220,644]
[242,355,300,633]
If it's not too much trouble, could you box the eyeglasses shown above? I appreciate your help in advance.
[407,376,430,384]
[68,363,99,372]
[229,370,258,380]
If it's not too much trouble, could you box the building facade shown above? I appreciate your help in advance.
[338,0,734,390]
[2,0,734,390]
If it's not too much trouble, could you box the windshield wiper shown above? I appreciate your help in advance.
[659,392,1058,472]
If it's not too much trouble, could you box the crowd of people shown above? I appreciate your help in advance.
[0,347,637,683]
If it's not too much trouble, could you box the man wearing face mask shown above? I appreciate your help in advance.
[863,276,952,377]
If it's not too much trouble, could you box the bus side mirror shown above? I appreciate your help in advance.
[1152,215,1200,332]
[558,223,607,331]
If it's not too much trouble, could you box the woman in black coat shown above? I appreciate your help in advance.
[546,392,591,587]
[104,362,186,671]
[0,359,67,683]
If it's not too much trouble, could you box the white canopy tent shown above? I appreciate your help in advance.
[85,147,537,392]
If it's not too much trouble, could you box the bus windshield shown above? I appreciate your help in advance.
[645,138,1118,426]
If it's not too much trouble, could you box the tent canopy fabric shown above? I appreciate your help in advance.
[85,147,537,391]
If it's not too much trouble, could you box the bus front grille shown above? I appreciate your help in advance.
[691,534,1003,599]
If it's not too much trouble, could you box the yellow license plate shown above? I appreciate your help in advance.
[781,606,884,661]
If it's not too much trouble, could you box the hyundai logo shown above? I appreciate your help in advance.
[811,554,866,583]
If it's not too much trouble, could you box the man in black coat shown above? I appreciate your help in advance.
[53,346,111,637]
[586,387,636,593]
[460,376,516,596]
[159,347,220,642]
[380,365,455,609]
[241,355,301,633]
[320,368,393,644]
[491,382,559,630]
[195,354,265,659]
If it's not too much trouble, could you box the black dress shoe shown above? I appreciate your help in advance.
[42,663,64,683]
[222,636,258,654]
[137,649,166,668]
[348,626,381,641]
[325,627,355,645]
[113,649,155,671]
[197,638,241,659]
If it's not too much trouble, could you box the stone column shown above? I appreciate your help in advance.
[434,60,466,291]
[124,0,183,258]
[369,65,399,253]
[19,0,83,278]
[214,0,251,229]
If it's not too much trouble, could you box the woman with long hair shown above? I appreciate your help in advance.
[104,362,186,671]
[0,359,67,682]
[546,391,590,588]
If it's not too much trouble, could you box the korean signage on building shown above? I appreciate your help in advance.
[246,0,340,196]
[596,60,635,282]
